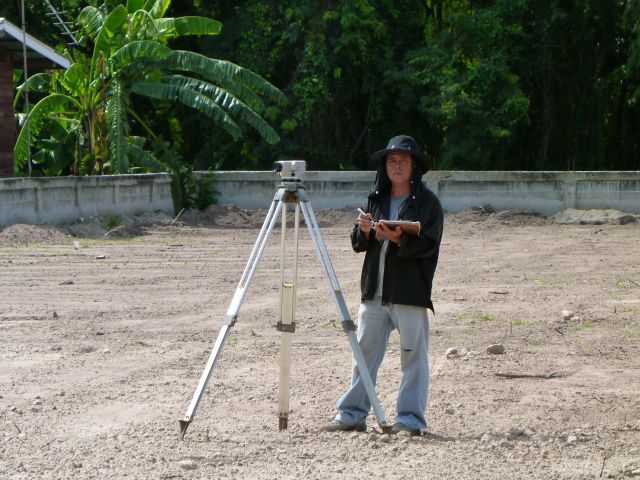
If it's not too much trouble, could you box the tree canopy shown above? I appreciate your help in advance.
[4,0,640,173]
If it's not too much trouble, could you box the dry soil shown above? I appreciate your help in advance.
[1,206,639,479]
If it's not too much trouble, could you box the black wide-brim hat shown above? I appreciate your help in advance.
[371,135,430,171]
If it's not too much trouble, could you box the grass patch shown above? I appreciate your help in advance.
[616,280,639,289]
[567,321,595,332]
[2,243,60,253]
[622,325,640,337]
[618,306,640,313]
[456,312,500,323]
[473,312,500,322]
[133,340,152,347]
[512,318,530,327]
[534,278,566,286]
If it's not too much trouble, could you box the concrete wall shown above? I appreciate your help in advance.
[212,170,640,216]
[0,174,173,226]
[425,171,640,215]
[2,170,640,227]
[209,170,376,210]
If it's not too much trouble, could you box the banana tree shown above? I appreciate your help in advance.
[14,0,286,175]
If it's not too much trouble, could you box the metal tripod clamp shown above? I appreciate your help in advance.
[276,321,296,333]
[223,314,237,326]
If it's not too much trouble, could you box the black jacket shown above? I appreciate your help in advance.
[350,166,443,311]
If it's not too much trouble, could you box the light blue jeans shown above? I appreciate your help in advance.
[335,298,430,430]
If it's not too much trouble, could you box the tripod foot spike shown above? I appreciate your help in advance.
[178,419,191,441]
[279,416,288,431]
[380,423,392,434]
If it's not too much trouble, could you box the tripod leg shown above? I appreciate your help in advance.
[298,200,390,432]
[278,283,294,430]
[179,324,232,439]
[178,196,284,440]
[277,204,300,430]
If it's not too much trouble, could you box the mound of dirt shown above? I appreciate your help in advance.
[64,212,174,238]
[0,212,174,244]
[447,206,548,226]
[314,205,361,228]
[0,224,69,246]
[549,208,638,225]
[179,204,361,229]
[178,204,270,228]
[448,206,640,227]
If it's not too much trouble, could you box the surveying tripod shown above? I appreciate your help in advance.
[178,161,390,439]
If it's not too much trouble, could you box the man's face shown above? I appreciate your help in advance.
[385,152,413,184]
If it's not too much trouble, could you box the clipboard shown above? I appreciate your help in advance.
[377,220,421,236]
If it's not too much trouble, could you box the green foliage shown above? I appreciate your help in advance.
[151,139,218,213]
[172,0,640,172]
[7,0,640,173]
[13,0,284,177]
[406,1,530,168]
[192,173,218,211]
[473,312,500,322]
[170,167,219,214]
[103,216,123,230]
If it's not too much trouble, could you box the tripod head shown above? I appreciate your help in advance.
[273,160,306,181]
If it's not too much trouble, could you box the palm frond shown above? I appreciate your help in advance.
[59,63,87,97]
[233,104,281,145]
[130,9,160,41]
[155,16,222,40]
[78,6,105,40]
[131,81,242,139]
[128,139,166,172]
[159,66,266,113]
[106,79,129,174]
[92,4,128,68]
[147,0,171,19]
[79,153,93,176]
[14,94,80,170]
[110,40,171,72]
[163,75,279,143]
[163,51,286,105]
[126,0,145,14]
[14,73,52,108]
[164,74,260,112]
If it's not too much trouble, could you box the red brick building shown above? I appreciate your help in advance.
[0,17,69,177]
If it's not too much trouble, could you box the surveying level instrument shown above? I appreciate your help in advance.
[178,160,390,439]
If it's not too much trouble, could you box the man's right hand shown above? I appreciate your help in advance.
[357,212,374,239]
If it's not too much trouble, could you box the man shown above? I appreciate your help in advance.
[321,135,444,436]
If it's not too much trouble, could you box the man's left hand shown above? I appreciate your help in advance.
[375,222,402,245]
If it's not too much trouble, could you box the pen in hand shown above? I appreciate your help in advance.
[357,208,375,230]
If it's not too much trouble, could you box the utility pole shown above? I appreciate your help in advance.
[20,0,31,176]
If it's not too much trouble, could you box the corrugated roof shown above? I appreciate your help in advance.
[0,17,70,70]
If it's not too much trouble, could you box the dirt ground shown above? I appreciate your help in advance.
[1,205,640,479]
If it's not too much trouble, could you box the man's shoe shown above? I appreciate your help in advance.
[389,422,421,436]
[319,420,366,433]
